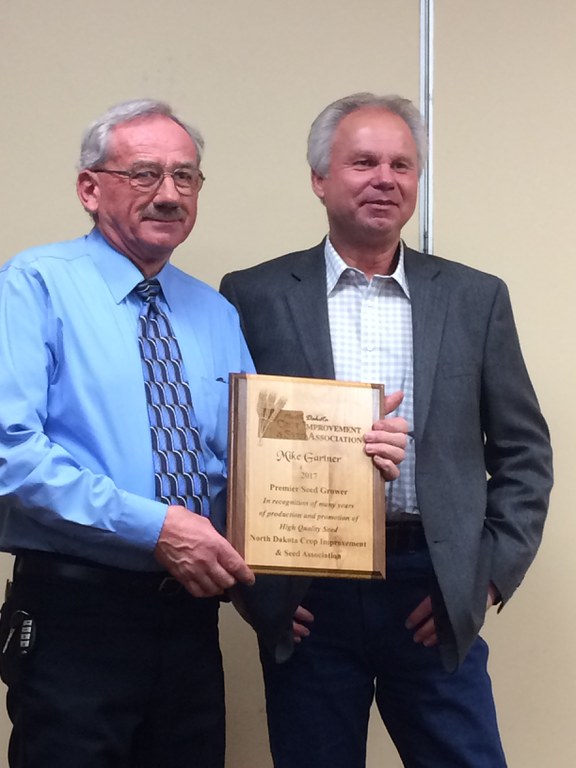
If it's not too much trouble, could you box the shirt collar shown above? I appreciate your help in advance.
[324,237,411,299]
[86,227,175,308]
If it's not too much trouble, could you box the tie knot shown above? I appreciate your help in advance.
[134,278,161,303]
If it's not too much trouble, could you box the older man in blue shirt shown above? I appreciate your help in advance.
[0,99,255,768]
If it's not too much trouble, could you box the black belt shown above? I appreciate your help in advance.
[385,522,427,554]
[14,552,182,595]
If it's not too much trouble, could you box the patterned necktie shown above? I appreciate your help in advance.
[134,278,210,516]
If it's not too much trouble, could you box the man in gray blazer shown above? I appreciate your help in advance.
[221,93,553,768]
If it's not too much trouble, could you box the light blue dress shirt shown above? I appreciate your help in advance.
[0,229,254,570]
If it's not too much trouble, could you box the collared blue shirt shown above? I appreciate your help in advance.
[0,229,254,570]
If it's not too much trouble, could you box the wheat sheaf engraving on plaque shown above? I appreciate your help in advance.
[227,374,386,578]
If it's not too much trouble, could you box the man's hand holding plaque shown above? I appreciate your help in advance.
[363,389,408,481]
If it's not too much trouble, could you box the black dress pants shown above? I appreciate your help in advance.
[0,556,225,768]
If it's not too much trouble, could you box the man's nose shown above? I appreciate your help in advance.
[153,173,181,203]
[371,163,395,187]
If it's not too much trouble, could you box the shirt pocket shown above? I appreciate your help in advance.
[193,375,230,458]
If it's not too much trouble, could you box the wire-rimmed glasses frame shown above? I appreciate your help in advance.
[91,163,205,195]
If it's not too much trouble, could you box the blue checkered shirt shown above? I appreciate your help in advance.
[325,238,419,518]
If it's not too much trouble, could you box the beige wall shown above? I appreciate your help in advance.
[433,3,576,763]
[0,1,573,765]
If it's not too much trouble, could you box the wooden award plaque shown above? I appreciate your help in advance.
[227,374,386,578]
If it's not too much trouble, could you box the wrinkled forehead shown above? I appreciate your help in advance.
[107,115,198,166]
[331,108,417,160]
[337,108,412,142]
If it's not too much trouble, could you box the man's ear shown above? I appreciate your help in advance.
[311,169,326,204]
[76,170,100,215]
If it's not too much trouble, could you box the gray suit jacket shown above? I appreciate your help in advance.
[220,242,553,671]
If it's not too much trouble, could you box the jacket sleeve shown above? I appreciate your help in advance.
[480,281,553,602]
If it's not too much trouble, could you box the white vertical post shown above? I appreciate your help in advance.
[419,0,434,254]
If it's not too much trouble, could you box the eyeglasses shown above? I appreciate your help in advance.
[92,163,205,194]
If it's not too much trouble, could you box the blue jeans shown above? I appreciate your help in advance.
[259,551,506,768]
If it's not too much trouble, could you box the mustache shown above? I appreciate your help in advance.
[141,205,184,221]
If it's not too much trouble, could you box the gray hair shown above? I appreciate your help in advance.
[78,98,204,170]
[307,92,427,177]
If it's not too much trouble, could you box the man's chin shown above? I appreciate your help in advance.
[360,217,398,238]
[140,221,191,250]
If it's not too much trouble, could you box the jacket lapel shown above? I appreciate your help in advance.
[404,247,448,440]
[283,243,335,380]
